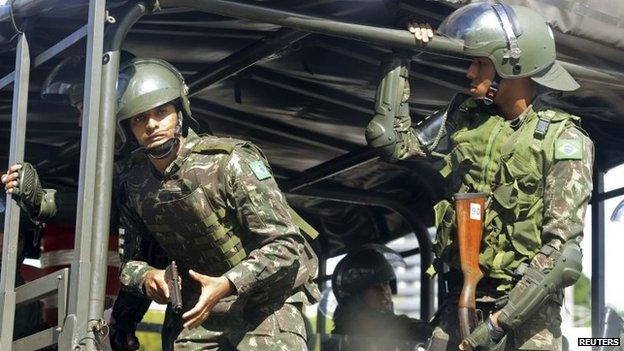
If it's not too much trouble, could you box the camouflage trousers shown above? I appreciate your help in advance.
[430,291,562,351]
[168,302,307,351]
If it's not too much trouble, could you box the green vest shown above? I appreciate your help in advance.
[433,101,579,291]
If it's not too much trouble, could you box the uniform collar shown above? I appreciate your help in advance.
[162,130,201,178]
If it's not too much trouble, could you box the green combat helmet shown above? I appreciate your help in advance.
[437,2,579,103]
[116,58,199,158]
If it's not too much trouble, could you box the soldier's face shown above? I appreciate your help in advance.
[129,103,179,150]
[466,57,496,99]
[361,282,393,312]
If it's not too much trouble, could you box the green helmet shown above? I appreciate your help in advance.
[438,2,579,91]
[116,58,195,149]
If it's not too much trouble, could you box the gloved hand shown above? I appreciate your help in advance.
[460,317,507,351]
[109,322,140,351]
[2,163,44,215]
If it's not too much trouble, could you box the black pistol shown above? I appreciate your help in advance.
[164,261,183,314]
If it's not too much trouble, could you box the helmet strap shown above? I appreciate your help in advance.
[146,138,180,159]
[483,73,501,106]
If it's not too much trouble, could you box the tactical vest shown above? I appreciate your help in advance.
[124,134,320,302]
[432,101,580,291]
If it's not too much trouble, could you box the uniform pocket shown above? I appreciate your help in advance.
[433,200,456,260]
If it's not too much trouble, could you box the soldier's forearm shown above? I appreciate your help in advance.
[366,55,426,161]
[224,235,302,295]
[120,260,156,296]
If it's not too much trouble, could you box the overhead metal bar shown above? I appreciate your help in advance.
[292,185,434,319]
[158,0,464,56]
[159,0,624,89]
[595,185,624,201]
[284,147,378,192]
[0,33,30,350]
[188,28,310,97]
[248,66,445,116]
[247,67,372,114]
[192,100,358,153]
[0,24,88,90]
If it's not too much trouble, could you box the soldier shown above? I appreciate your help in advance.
[114,57,320,350]
[1,55,166,351]
[330,245,431,348]
[366,3,593,351]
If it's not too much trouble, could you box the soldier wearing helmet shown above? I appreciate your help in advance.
[366,3,593,350]
[1,54,169,351]
[115,58,320,350]
[330,245,431,347]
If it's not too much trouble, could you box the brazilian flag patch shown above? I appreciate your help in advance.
[554,139,583,160]
[249,160,272,180]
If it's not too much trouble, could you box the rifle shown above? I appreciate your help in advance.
[164,261,183,314]
[454,192,487,349]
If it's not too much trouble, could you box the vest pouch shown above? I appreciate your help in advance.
[146,185,246,275]
[433,200,456,260]
[501,154,542,209]
[511,218,541,257]
[491,181,519,217]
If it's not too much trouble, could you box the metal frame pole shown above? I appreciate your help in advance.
[0,33,30,351]
[64,0,106,348]
[591,169,605,338]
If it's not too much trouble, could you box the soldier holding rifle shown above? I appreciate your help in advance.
[366,3,593,350]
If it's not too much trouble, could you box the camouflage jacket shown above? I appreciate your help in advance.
[118,131,318,308]
[373,95,594,290]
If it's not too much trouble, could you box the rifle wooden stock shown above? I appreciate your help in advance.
[454,192,487,345]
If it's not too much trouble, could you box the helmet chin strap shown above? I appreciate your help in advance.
[482,73,501,106]
[146,138,180,159]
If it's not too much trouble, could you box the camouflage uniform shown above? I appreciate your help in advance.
[118,130,319,350]
[377,95,594,350]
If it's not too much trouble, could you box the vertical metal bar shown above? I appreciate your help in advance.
[316,257,326,335]
[591,169,605,338]
[86,48,119,332]
[65,0,106,348]
[0,33,30,351]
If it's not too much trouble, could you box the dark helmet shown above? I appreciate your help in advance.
[332,245,401,303]
[437,2,579,91]
[41,51,137,107]
[41,56,85,107]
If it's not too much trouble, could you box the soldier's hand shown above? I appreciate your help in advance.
[407,21,434,44]
[182,270,233,329]
[459,314,506,350]
[143,269,169,304]
[1,164,22,194]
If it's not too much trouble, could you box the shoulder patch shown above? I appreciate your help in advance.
[191,136,242,155]
[249,160,272,181]
[554,139,583,160]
